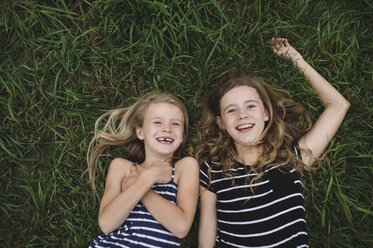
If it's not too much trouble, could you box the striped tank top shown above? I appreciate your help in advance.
[199,147,309,248]
[89,164,180,248]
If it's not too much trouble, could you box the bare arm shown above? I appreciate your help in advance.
[198,187,217,248]
[141,156,200,238]
[98,158,169,234]
[272,38,350,165]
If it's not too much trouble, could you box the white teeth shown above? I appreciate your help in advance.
[157,138,174,143]
[237,124,254,130]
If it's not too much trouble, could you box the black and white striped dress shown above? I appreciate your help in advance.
[89,164,180,248]
[200,152,309,247]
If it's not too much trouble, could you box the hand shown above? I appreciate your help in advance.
[272,37,303,62]
[121,166,139,191]
[144,161,172,184]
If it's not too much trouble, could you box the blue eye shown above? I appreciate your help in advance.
[227,109,236,113]
[247,105,256,109]
[172,122,181,126]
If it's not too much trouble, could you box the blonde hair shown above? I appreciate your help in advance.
[87,92,188,190]
[195,76,315,186]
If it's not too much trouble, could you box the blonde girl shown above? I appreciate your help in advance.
[196,38,350,247]
[88,92,199,248]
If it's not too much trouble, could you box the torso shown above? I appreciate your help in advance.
[90,164,180,248]
[200,161,309,248]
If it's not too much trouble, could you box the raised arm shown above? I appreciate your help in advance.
[141,156,200,238]
[272,38,350,165]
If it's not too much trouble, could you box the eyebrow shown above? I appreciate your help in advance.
[223,100,258,112]
[150,117,183,122]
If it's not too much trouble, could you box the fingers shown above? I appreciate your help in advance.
[284,38,289,47]
[272,46,279,54]
[271,37,288,47]
[121,167,139,190]
[271,37,293,58]
[128,166,137,176]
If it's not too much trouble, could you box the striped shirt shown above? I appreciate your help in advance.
[200,150,309,247]
[89,164,180,248]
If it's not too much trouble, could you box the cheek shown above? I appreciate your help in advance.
[179,128,185,139]
[226,117,236,129]
[223,120,236,135]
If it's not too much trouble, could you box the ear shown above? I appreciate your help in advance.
[216,116,225,130]
[264,109,269,121]
[136,126,144,140]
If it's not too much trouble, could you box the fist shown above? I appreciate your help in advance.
[146,161,172,184]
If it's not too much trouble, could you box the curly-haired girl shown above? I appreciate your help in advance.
[196,38,350,247]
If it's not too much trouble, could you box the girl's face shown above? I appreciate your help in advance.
[216,86,269,150]
[136,102,184,158]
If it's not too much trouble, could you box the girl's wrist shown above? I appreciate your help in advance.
[291,54,303,64]
[293,56,307,69]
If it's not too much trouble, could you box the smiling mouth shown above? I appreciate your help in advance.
[236,124,254,131]
[156,137,175,144]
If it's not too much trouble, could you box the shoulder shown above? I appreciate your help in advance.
[103,158,134,193]
[108,158,133,178]
[292,145,302,158]
[199,161,225,183]
[174,156,199,183]
[200,161,222,172]
[175,156,198,169]
[110,157,133,168]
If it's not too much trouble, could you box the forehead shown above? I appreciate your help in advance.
[220,86,262,107]
[145,102,184,121]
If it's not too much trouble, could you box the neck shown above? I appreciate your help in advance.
[141,153,173,168]
[235,144,263,166]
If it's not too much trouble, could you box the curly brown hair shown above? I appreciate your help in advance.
[194,76,316,185]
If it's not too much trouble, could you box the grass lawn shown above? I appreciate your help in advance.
[1,0,372,247]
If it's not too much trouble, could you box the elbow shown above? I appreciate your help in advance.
[333,98,350,114]
[340,95,350,110]
[98,218,115,234]
[174,231,188,239]
[99,222,111,234]
[344,99,351,111]
[173,223,191,239]
[340,99,350,115]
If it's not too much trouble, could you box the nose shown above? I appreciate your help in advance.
[162,123,171,133]
[238,108,248,120]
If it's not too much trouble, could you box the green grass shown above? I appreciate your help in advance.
[1,0,372,247]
